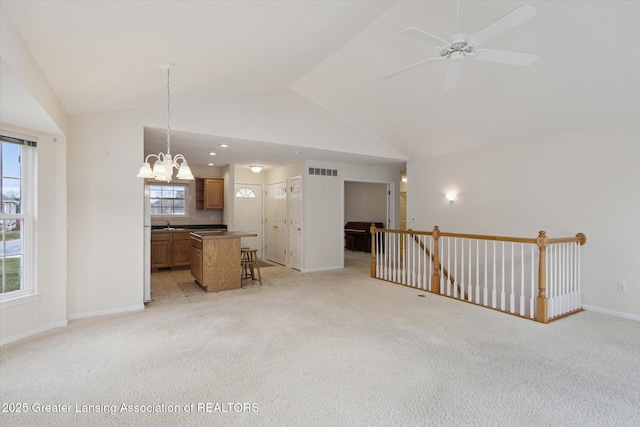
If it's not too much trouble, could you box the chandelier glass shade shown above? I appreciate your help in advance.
[137,64,194,183]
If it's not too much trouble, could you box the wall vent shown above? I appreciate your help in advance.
[308,167,338,177]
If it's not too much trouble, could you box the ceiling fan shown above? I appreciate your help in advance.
[383,4,539,91]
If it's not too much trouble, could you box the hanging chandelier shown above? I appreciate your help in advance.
[137,64,194,182]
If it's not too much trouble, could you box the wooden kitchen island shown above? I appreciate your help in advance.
[190,231,257,292]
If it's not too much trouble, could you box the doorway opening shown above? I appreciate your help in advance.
[343,180,393,269]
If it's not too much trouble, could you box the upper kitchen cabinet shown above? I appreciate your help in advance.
[195,178,224,210]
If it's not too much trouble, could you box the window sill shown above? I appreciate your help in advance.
[0,292,41,309]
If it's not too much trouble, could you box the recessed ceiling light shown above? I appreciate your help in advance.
[208,163,214,166]
[209,152,216,156]
[219,144,228,148]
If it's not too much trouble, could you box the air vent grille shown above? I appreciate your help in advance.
[308,167,338,177]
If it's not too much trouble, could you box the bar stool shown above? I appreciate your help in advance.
[240,248,262,286]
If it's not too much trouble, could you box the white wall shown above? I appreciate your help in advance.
[406,120,640,319]
[304,161,402,271]
[0,10,70,343]
[0,124,68,344]
[344,182,387,225]
[235,166,267,185]
[0,9,67,135]
[67,108,149,319]
[171,88,406,161]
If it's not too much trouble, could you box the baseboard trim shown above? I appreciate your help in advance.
[582,305,640,322]
[1,321,68,346]
[304,266,342,273]
[69,304,144,321]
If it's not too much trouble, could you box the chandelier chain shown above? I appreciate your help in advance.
[166,67,171,155]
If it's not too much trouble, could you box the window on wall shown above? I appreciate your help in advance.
[235,188,256,198]
[0,135,36,302]
[149,184,187,216]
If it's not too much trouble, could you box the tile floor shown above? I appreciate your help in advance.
[147,251,371,308]
[147,261,277,307]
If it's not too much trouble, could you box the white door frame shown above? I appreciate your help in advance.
[288,175,303,271]
[341,178,396,268]
[234,183,264,258]
[265,180,288,265]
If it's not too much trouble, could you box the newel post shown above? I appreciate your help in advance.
[370,223,377,278]
[431,226,441,294]
[536,231,549,323]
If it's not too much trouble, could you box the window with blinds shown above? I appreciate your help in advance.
[0,134,36,301]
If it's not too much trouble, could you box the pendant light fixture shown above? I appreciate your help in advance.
[137,64,194,182]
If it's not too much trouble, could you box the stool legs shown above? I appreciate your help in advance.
[240,249,262,286]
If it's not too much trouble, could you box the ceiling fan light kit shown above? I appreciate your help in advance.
[384,4,539,91]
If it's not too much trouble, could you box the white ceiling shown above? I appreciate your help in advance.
[1,1,639,167]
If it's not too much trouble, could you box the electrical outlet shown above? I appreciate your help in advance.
[210,215,215,220]
[617,282,628,292]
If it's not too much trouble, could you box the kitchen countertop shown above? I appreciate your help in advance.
[190,231,257,239]
[151,224,227,231]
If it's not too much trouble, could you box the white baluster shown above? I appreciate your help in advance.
[500,242,506,311]
[577,242,581,311]
[492,241,497,308]
[530,245,535,318]
[468,239,472,301]
[385,232,390,281]
[446,237,451,296]
[560,243,564,315]
[483,240,488,306]
[475,240,480,303]
[510,243,515,313]
[571,243,580,310]
[459,238,463,299]
[428,237,432,292]
[520,243,525,316]
[548,244,553,317]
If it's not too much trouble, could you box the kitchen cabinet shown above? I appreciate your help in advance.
[195,177,224,210]
[150,233,172,269]
[171,232,192,267]
[151,228,226,270]
[190,235,203,284]
[190,231,257,292]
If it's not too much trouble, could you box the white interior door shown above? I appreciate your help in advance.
[265,181,287,265]
[290,177,302,271]
[234,184,263,258]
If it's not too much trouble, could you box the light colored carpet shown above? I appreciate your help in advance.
[1,252,639,427]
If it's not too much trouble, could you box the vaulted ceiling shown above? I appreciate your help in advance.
[1,1,639,167]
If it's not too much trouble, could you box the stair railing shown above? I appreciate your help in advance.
[370,224,586,323]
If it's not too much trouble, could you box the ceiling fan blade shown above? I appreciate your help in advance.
[383,57,442,79]
[474,49,539,66]
[401,28,451,48]
[470,5,537,46]
[442,60,462,92]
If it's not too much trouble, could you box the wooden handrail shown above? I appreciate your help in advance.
[372,227,586,247]
[408,231,465,299]
[372,227,543,244]
[371,225,586,324]
[548,233,587,245]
